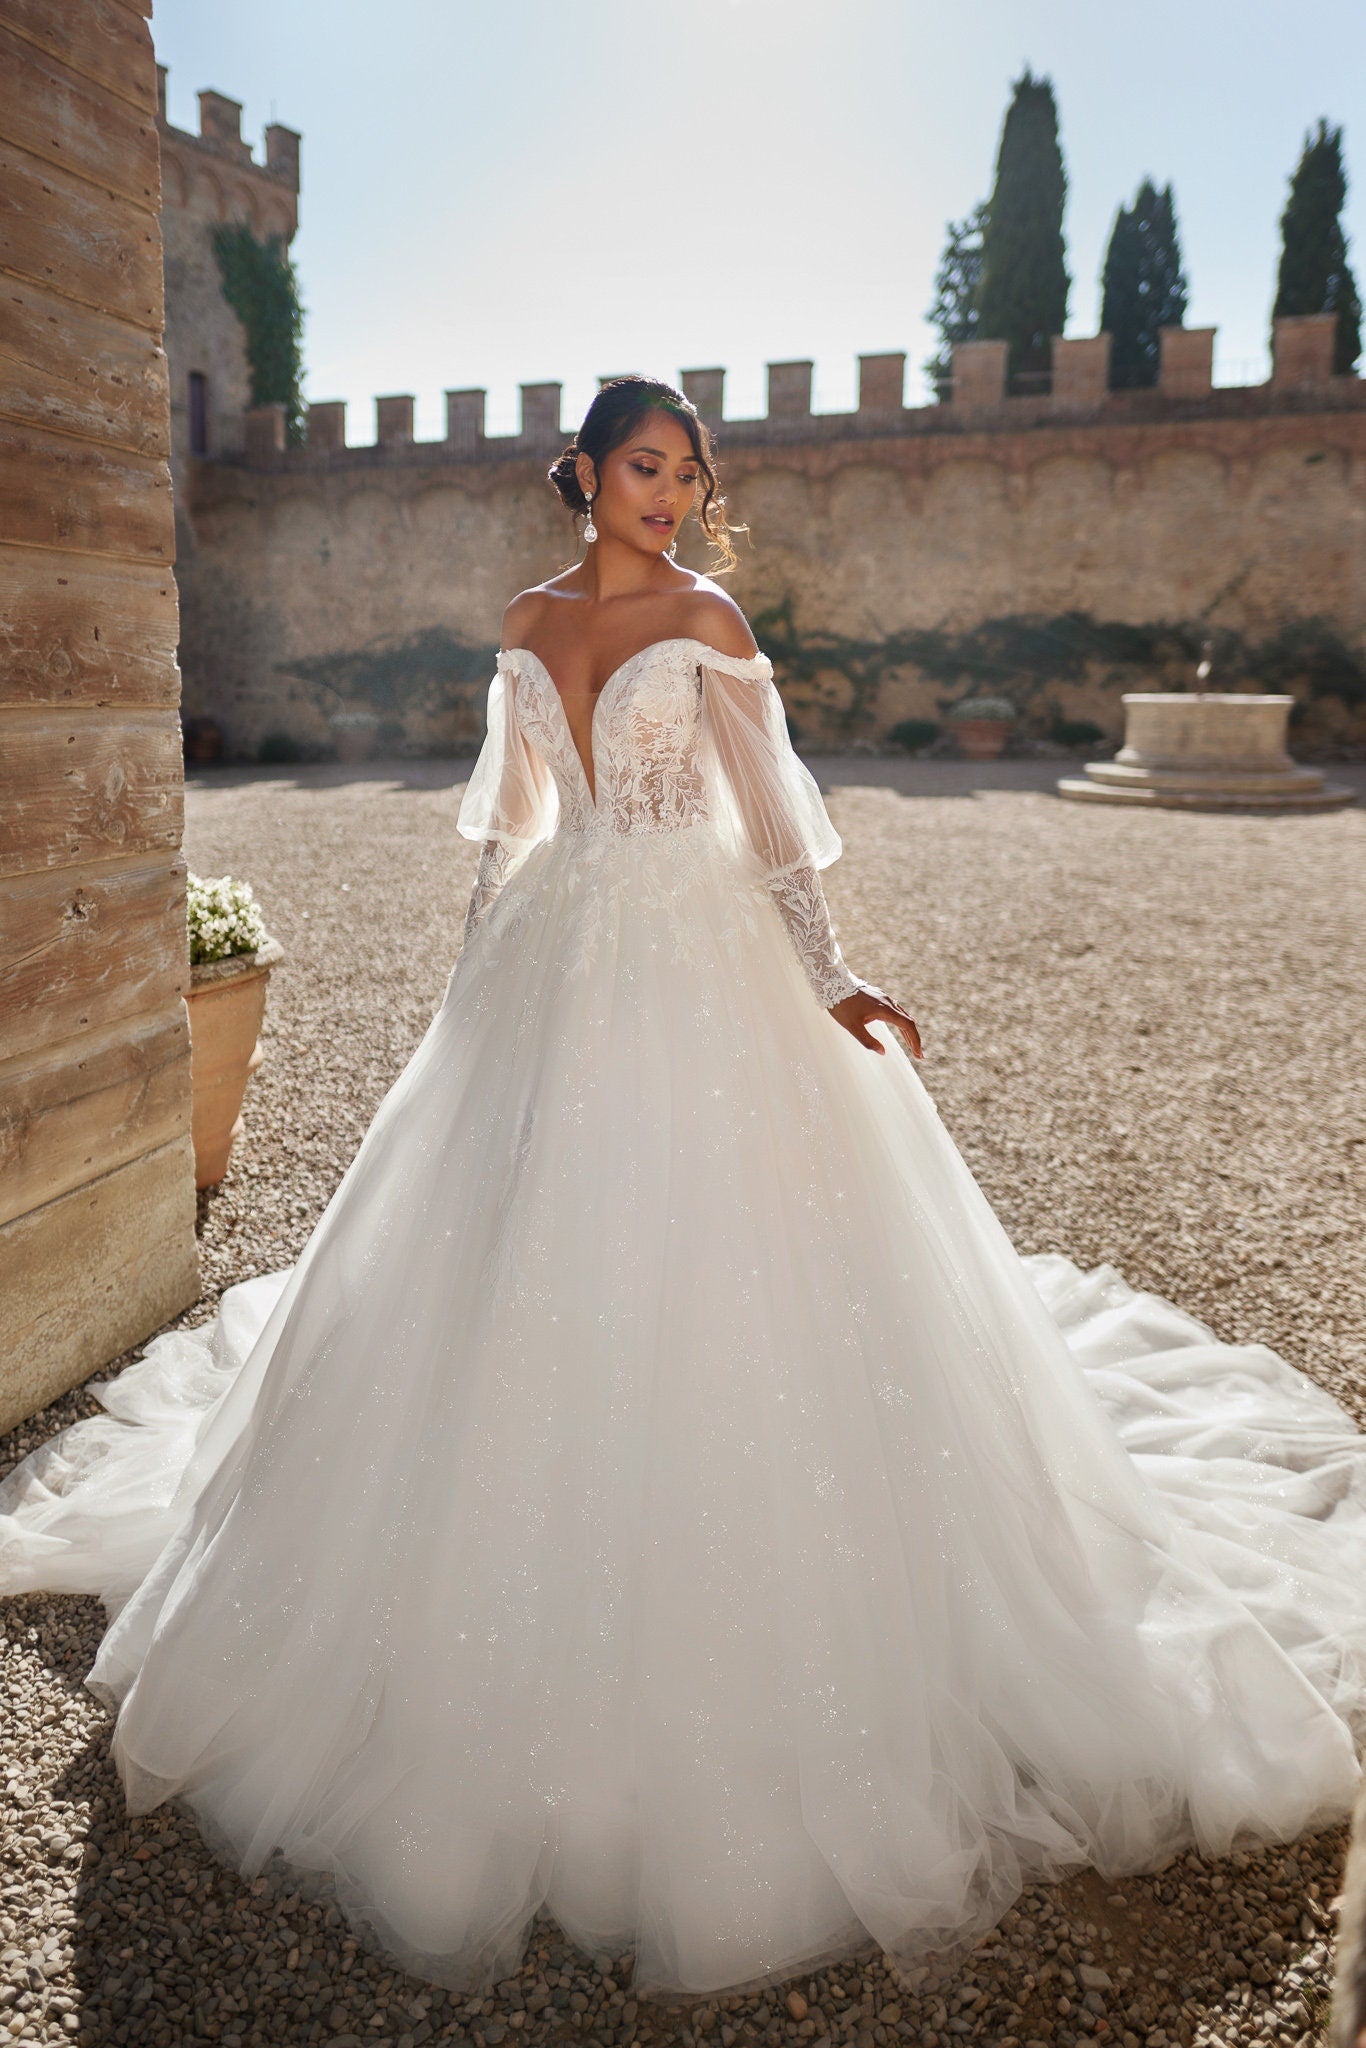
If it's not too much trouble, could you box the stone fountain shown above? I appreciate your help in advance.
[1058,644,1354,811]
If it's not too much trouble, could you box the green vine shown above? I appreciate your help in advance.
[259,610,1364,758]
[751,598,1366,740]
[278,628,499,713]
[212,222,306,446]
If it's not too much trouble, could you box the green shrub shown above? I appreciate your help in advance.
[259,730,305,764]
[951,695,1016,720]
[888,717,941,753]
[1051,717,1105,748]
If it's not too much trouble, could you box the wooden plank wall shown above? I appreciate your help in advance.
[0,0,200,1436]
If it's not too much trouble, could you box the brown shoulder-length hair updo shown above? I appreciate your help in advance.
[547,374,746,575]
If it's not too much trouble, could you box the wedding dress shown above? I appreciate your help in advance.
[3,636,1366,2003]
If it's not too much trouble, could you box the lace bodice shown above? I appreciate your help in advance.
[456,638,866,1008]
[511,641,709,837]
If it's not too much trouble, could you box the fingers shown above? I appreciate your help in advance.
[833,1013,885,1053]
[880,1013,923,1060]
[832,991,924,1059]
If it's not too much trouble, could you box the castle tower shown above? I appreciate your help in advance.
[155,69,301,500]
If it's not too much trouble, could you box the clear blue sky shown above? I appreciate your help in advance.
[154,0,1365,441]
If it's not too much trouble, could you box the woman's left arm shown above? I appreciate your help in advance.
[692,609,921,1059]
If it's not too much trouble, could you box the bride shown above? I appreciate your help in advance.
[3,372,1366,2004]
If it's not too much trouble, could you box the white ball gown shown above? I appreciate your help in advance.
[3,637,1366,2003]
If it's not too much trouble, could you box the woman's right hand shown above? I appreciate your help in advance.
[830,985,923,1059]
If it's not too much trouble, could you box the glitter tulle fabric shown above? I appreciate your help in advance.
[2,639,1366,2001]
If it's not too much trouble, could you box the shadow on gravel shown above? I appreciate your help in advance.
[186,755,1084,805]
[186,755,1366,808]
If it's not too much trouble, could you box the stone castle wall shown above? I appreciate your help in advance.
[155,75,299,501]
[177,314,1366,762]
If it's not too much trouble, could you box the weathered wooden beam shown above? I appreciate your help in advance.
[0,849,189,1067]
[0,0,199,1434]
[0,1004,189,1228]
[0,417,172,560]
[0,0,157,116]
[0,706,184,878]
[0,133,163,329]
[0,548,181,708]
[0,23,160,215]
[0,271,170,455]
[0,1133,200,1438]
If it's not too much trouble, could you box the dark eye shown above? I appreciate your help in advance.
[633,463,658,476]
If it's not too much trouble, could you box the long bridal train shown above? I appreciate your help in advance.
[2,638,1365,2001]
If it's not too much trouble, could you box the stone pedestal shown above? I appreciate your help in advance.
[1058,694,1354,811]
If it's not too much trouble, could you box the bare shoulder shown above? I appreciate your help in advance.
[499,585,551,650]
[677,580,759,660]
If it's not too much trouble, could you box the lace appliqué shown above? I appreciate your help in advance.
[763,860,865,1008]
[463,839,516,946]
[557,829,750,989]
[512,644,710,841]
[455,640,869,1013]
[599,662,710,837]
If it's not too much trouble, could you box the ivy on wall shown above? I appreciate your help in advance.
[212,222,306,445]
[751,597,1366,742]
[279,628,499,715]
[252,608,1364,760]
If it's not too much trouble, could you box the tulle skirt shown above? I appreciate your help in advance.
[2,822,1364,2000]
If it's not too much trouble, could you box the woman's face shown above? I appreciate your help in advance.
[578,409,701,558]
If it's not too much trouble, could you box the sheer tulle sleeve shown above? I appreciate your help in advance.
[696,647,866,1009]
[456,655,557,943]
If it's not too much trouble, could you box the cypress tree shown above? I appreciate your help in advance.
[924,200,990,400]
[212,222,307,445]
[974,67,1070,390]
[1273,120,1361,374]
[1101,179,1189,389]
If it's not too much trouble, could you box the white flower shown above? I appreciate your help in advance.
[187,872,269,965]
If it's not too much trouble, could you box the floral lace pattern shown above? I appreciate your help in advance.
[511,641,710,841]
[764,860,865,1007]
[458,638,868,1009]
[463,839,516,945]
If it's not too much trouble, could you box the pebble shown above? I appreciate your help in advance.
[1,761,1362,2045]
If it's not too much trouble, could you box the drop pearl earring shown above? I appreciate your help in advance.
[583,494,598,544]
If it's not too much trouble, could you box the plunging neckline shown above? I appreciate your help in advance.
[505,637,731,814]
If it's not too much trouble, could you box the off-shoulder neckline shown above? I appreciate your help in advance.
[497,637,772,686]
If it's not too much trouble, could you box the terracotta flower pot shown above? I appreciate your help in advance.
[954,717,1011,761]
[186,937,283,1189]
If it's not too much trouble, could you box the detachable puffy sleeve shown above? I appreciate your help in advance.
[456,655,558,944]
[696,647,866,1009]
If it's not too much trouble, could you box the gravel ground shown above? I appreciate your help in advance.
[2,755,1364,2048]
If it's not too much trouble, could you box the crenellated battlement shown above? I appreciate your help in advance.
[235,316,1362,468]
[157,70,300,189]
[162,76,1366,770]
[156,69,300,240]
